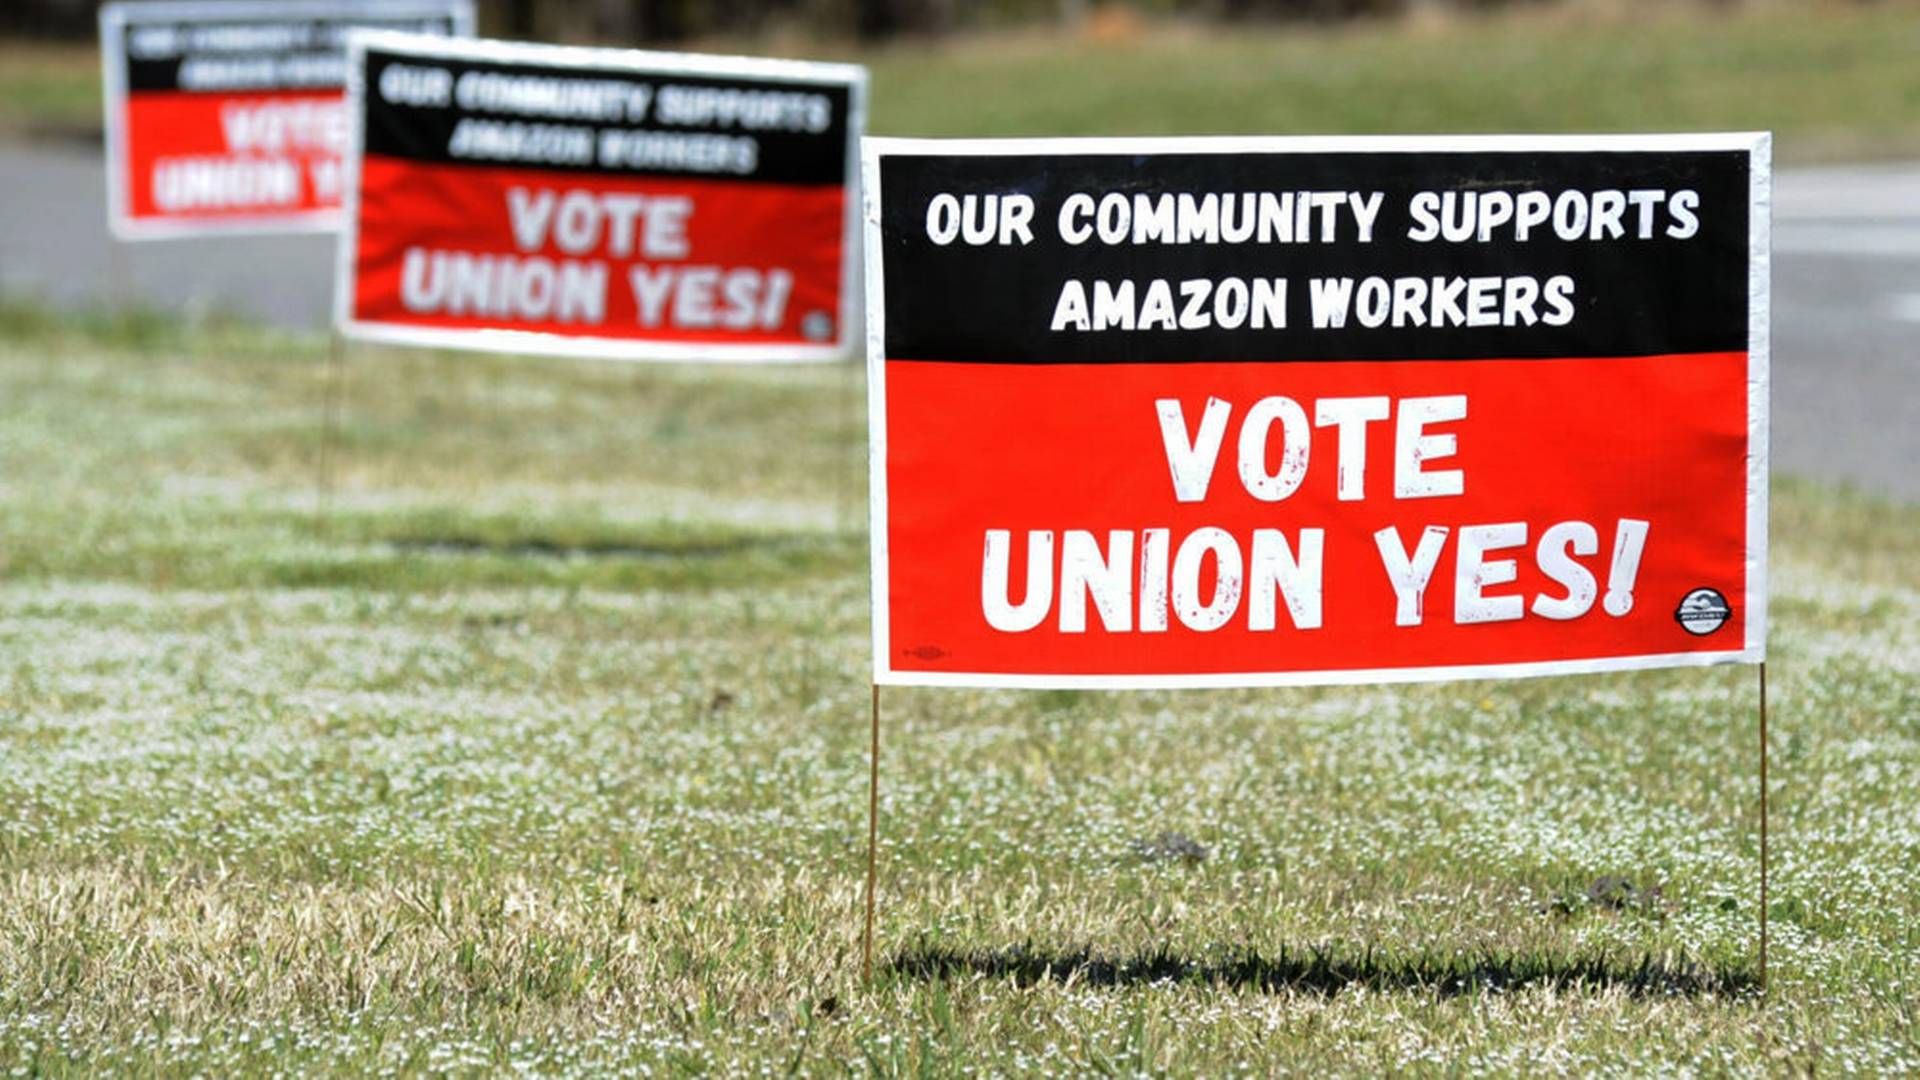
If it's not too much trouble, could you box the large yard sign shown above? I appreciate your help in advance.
[864,135,1770,689]
[99,0,474,240]
[335,33,867,362]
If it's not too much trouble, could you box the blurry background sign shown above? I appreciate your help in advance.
[99,0,476,240]
[334,32,866,362]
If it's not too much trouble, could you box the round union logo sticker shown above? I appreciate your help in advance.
[1675,588,1733,636]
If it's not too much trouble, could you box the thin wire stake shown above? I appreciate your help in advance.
[315,330,346,534]
[835,355,857,535]
[1758,660,1770,994]
[862,682,882,982]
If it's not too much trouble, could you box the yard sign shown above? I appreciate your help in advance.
[864,134,1770,689]
[335,32,867,362]
[99,0,474,240]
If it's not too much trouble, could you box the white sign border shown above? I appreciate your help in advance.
[333,30,870,365]
[863,132,1771,690]
[98,0,477,242]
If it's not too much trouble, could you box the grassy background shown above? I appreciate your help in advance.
[5,3,1920,159]
[1,1,1917,1071]
[0,308,1914,1073]
[855,2,1920,161]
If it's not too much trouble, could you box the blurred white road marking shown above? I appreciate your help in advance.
[1888,293,1920,323]
[1773,223,1920,258]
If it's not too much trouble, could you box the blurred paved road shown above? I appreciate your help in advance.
[1,141,1914,499]
[1770,165,1920,502]
[0,139,338,329]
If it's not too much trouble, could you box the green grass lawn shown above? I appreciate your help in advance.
[7,3,1920,159]
[855,2,1920,161]
[0,41,98,137]
[0,308,1914,1073]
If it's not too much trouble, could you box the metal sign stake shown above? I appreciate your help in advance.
[1758,660,1770,993]
[315,330,347,534]
[862,683,882,982]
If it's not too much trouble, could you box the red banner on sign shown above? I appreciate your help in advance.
[883,352,1749,681]
[120,90,345,225]
[350,159,847,347]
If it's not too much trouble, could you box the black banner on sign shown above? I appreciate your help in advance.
[358,49,853,187]
[876,148,1749,364]
[123,18,466,94]
[105,1,474,94]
